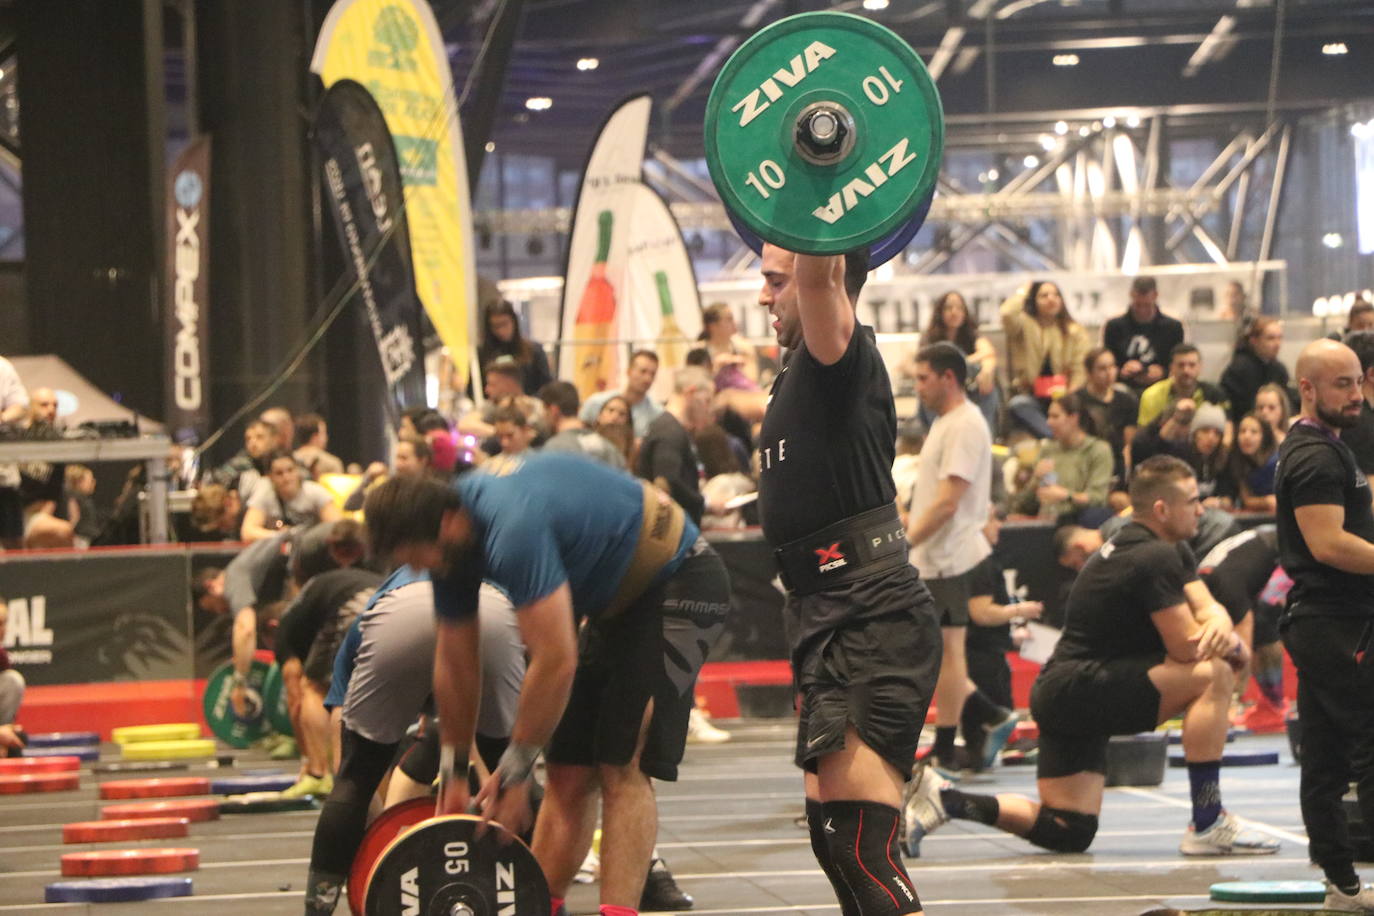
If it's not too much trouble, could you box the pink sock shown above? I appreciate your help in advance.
[550,899,564,916]
[600,907,638,916]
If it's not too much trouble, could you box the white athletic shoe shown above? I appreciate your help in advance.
[900,765,950,858]
[1178,812,1280,856]
[686,706,731,744]
[1325,881,1374,912]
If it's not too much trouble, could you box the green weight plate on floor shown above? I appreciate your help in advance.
[1209,880,1326,903]
[260,662,293,736]
[704,10,943,256]
[201,660,272,749]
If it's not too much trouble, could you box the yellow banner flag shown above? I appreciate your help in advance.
[311,0,476,387]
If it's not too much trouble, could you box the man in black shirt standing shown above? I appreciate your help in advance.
[1103,276,1185,393]
[1338,330,1374,476]
[1274,338,1374,911]
[757,244,940,915]
[905,456,1278,859]
[636,366,715,525]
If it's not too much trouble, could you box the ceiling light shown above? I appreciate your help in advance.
[1054,120,1068,135]
[1125,114,1142,128]
[1078,125,1091,137]
[525,97,552,111]
[576,57,599,71]
[987,168,1000,181]
[1323,232,1344,249]
[1023,154,1040,168]
[1352,119,1374,139]
[1102,115,1117,128]
[1053,53,1080,67]
[862,0,890,9]
[484,141,496,153]
[1323,42,1348,56]
[1039,134,1057,151]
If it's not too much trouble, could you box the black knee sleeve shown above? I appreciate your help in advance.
[1024,806,1098,853]
[806,799,861,916]
[309,727,396,877]
[821,801,922,915]
[396,725,441,786]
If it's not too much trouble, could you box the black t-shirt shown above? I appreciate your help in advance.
[1076,386,1138,480]
[966,555,1013,654]
[274,567,382,663]
[1102,311,1185,390]
[1275,421,1374,616]
[635,412,705,525]
[757,326,896,545]
[1339,401,1374,476]
[1053,521,1197,662]
[1198,526,1278,624]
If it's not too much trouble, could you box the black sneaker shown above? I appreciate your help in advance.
[640,856,694,911]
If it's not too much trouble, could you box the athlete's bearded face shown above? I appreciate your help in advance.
[758,245,802,351]
[1305,347,1364,430]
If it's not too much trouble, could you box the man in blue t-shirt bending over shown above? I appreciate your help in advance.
[362,452,731,916]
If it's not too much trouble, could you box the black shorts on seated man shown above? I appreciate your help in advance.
[904,455,1279,859]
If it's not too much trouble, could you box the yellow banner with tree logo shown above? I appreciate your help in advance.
[311,0,476,387]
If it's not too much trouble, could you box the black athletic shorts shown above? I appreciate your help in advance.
[1253,599,1282,647]
[1030,652,1164,779]
[546,538,730,782]
[924,570,972,627]
[792,566,941,778]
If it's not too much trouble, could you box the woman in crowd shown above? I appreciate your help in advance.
[699,303,759,391]
[594,394,636,467]
[1001,280,1092,438]
[913,290,999,431]
[1253,381,1291,445]
[1188,405,1235,509]
[1074,346,1139,493]
[1219,315,1287,421]
[1226,411,1279,512]
[477,300,552,396]
[1346,299,1374,334]
[1008,392,1112,526]
[696,424,755,529]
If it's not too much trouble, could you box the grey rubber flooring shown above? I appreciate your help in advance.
[0,721,1332,914]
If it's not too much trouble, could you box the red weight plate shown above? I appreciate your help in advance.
[347,797,435,916]
[0,771,79,794]
[61,848,200,877]
[63,818,191,844]
[102,799,220,823]
[99,777,211,800]
[0,756,80,773]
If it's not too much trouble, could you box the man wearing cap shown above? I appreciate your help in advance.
[1103,276,1185,393]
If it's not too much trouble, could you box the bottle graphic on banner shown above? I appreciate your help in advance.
[654,270,687,371]
[572,210,618,398]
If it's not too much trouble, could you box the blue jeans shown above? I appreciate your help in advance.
[1007,394,1052,439]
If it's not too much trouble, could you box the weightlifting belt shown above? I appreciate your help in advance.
[774,503,908,596]
[602,481,688,619]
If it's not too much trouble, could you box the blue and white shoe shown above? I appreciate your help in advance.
[901,765,951,858]
[981,710,1021,770]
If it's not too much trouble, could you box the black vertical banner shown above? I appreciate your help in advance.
[312,79,427,425]
[164,135,212,444]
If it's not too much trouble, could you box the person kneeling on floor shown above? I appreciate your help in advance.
[905,455,1280,860]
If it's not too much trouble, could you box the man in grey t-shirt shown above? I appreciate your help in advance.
[241,451,340,541]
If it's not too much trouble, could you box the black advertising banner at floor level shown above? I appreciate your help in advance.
[0,552,193,686]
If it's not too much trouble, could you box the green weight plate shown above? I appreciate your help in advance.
[219,791,319,814]
[261,663,293,737]
[201,660,272,749]
[705,10,943,256]
[1209,880,1326,903]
